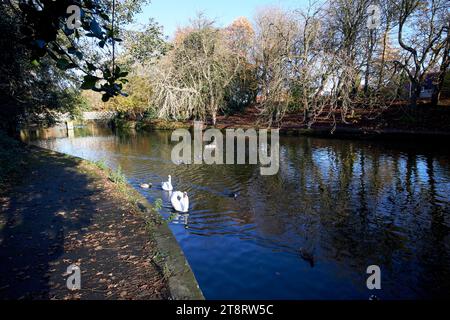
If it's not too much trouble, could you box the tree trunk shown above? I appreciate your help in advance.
[212,111,217,126]
[378,25,390,90]
[303,98,312,127]
[431,74,444,106]
[431,28,450,106]
[364,31,375,95]
[410,81,421,108]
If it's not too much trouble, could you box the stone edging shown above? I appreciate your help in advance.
[130,191,205,300]
[31,146,204,300]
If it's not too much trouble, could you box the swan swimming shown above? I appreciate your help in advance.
[140,183,152,189]
[171,192,189,213]
[162,175,173,191]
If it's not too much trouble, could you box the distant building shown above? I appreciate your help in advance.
[419,73,436,99]
[406,72,450,100]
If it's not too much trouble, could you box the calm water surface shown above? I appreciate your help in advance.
[24,125,450,299]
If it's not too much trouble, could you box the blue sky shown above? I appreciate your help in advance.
[135,0,309,37]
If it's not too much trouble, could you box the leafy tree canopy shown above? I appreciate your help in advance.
[4,0,149,102]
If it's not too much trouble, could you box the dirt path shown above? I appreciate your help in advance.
[0,147,169,300]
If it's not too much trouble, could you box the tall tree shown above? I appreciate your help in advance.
[0,4,84,131]
[325,0,372,98]
[223,17,258,112]
[376,0,400,90]
[4,0,131,101]
[431,18,450,106]
[253,8,297,126]
[153,16,239,124]
[395,0,448,107]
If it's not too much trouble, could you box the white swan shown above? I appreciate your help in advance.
[162,175,173,191]
[140,183,152,189]
[171,192,189,213]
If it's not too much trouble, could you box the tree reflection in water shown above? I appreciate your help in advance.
[25,125,450,299]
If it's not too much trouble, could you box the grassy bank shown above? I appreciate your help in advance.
[114,102,450,140]
[114,118,190,131]
[90,159,204,300]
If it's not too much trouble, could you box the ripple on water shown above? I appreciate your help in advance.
[26,128,450,300]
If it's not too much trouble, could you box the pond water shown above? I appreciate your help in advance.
[24,124,450,300]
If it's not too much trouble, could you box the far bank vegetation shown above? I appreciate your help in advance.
[36,1,450,129]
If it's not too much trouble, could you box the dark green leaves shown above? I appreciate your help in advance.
[81,75,100,90]
[34,40,47,49]
[90,19,104,38]
[68,47,84,60]
[56,58,76,70]
[11,0,129,100]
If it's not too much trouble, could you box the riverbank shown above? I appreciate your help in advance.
[0,135,203,300]
[122,102,450,140]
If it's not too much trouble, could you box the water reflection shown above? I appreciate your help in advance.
[171,213,190,227]
[23,125,450,300]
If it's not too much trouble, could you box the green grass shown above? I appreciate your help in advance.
[91,158,166,229]
[137,119,190,131]
[93,160,127,185]
[154,198,163,211]
[93,159,108,171]
[108,165,127,185]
